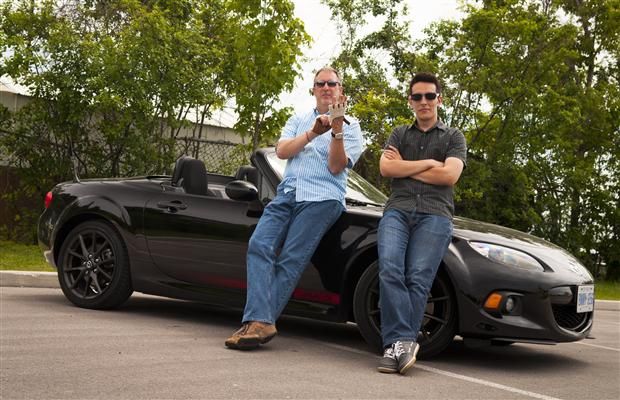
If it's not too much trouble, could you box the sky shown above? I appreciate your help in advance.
[281,0,464,111]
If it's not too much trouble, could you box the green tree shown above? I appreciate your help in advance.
[223,0,310,152]
[432,0,619,276]
[321,0,416,193]
[0,0,308,241]
[323,0,619,277]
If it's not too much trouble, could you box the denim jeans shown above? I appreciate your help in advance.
[242,186,344,324]
[377,208,453,348]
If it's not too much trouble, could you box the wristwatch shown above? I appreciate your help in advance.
[331,131,344,140]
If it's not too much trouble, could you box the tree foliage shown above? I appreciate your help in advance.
[0,0,308,241]
[323,0,619,277]
[223,0,310,151]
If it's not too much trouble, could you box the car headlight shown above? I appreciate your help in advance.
[470,242,544,271]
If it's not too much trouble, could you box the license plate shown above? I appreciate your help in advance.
[576,285,594,313]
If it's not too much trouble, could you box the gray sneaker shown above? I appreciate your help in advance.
[393,341,420,375]
[377,345,398,373]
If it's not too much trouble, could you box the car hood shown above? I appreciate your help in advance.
[453,217,592,281]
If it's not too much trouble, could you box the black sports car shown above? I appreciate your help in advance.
[38,148,595,357]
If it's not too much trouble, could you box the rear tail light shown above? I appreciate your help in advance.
[44,191,53,209]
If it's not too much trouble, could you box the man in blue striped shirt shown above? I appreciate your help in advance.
[225,66,364,350]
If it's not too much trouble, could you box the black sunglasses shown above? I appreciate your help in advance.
[314,80,341,88]
[409,92,439,101]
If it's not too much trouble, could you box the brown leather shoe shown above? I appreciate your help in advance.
[224,321,277,350]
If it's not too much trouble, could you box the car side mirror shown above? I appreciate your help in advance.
[225,180,259,202]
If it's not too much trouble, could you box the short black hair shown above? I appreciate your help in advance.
[409,72,442,95]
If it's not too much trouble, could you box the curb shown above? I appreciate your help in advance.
[0,271,60,289]
[595,299,620,311]
[0,270,618,311]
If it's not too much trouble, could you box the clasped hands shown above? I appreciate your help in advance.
[311,95,348,136]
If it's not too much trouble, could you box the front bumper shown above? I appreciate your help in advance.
[458,284,593,343]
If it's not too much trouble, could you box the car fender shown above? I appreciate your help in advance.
[338,229,379,318]
[340,233,473,325]
[440,240,475,331]
[51,194,135,264]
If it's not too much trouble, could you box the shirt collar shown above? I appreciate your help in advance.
[409,119,447,133]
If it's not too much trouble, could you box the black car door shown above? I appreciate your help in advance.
[143,191,258,294]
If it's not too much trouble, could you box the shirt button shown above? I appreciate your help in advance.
[420,146,424,149]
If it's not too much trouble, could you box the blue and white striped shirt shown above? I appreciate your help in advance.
[278,108,364,205]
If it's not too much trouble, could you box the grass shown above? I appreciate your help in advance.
[0,240,55,272]
[595,280,620,301]
[0,240,618,300]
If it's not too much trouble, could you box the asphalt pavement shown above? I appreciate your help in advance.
[1,286,619,400]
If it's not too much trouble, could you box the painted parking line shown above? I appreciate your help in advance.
[319,342,563,400]
[574,341,620,352]
[414,364,563,400]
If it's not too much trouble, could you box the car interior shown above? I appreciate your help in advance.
[164,156,261,200]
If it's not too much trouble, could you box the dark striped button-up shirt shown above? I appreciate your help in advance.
[384,121,467,219]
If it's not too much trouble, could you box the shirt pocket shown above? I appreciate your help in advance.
[399,140,418,160]
[430,140,450,161]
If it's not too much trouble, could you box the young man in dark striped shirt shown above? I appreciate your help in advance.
[377,72,467,374]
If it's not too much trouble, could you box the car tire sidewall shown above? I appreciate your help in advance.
[419,269,458,358]
[57,220,132,309]
[353,261,383,353]
[353,261,458,358]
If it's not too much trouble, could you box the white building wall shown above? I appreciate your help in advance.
[0,82,244,144]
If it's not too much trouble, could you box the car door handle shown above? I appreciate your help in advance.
[156,200,188,212]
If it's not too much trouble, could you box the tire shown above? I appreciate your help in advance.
[353,261,458,359]
[352,262,383,352]
[57,220,133,309]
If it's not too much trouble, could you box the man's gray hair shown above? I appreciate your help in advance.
[314,66,341,82]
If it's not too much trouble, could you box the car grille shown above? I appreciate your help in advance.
[552,304,590,331]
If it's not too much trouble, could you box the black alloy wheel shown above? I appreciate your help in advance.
[57,220,133,309]
[353,261,458,358]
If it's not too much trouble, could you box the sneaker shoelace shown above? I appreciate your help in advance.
[393,341,407,357]
[383,347,395,359]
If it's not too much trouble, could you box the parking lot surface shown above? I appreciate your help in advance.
[1,287,619,399]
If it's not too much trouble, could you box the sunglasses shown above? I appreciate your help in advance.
[409,92,439,101]
[314,80,341,88]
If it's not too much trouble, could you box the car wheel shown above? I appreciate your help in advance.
[353,261,458,358]
[57,220,133,309]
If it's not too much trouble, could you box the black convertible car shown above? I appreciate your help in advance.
[38,148,595,357]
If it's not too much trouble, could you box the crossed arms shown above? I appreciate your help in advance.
[380,145,464,186]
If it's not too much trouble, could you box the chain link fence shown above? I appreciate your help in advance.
[175,137,251,176]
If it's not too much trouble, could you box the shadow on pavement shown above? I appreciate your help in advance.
[25,289,589,372]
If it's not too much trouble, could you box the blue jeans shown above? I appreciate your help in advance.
[242,187,344,324]
[377,208,453,348]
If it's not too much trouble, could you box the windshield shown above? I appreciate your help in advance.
[266,151,387,206]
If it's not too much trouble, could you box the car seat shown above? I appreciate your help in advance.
[234,165,259,187]
[171,156,212,196]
